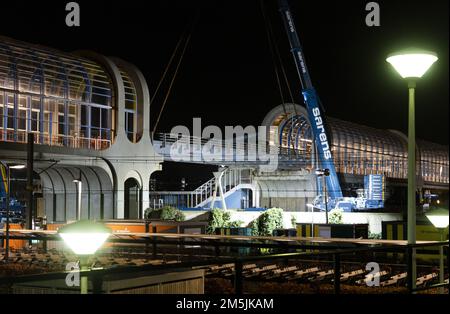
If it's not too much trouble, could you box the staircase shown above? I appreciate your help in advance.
[149,168,253,209]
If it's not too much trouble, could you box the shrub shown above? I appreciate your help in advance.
[144,206,185,221]
[207,208,226,234]
[368,232,382,239]
[251,207,284,236]
[144,207,152,218]
[206,209,243,234]
[291,214,297,228]
[328,208,344,224]
[228,220,244,228]
[249,220,259,236]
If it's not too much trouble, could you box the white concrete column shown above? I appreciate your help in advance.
[141,171,151,218]
[218,178,227,210]
[253,181,260,208]
[210,181,218,209]
[251,184,258,208]
[116,179,125,219]
[212,169,227,210]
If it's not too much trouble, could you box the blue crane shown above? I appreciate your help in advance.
[277,0,384,212]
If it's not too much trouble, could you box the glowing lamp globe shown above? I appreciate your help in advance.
[425,208,449,229]
[386,50,438,79]
[58,220,111,255]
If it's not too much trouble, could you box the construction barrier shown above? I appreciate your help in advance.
[382,221,449,241]
[382,220,449,261]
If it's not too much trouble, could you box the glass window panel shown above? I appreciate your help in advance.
[91,106,100,128]
[0,92,3,128]
[18,109,26,130]
[91,127,99,138]
[126,112,134,134]
[80,104,87,127]
[68,116,77,136]
[43,112,51,134]
[101,108,108,129]
[69,104,76,115]
[125,99,135,110]
[58,114,64,135]
[31,111,38,131]
[32,97,40,110]
[30,80,41,94]
[7,108,14,128]
[7,94,14,106]
[58,103,65,114]
[19,95,27,108]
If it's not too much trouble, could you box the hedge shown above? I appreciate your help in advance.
[144,206,185,221]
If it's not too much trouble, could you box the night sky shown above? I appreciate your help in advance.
[2,0,448,187]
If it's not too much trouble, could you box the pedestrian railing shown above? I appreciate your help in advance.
[0,232,448,294]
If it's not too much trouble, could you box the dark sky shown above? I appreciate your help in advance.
[1,0,448,187]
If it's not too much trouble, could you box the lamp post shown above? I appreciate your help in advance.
[58,220,111,294]
[73,175,82,220]
[316,169,330,224]
[1,162,26,261]
[425,208,449,294]
[387,49,438,291]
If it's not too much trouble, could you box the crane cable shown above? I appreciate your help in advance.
[260,0,286,115]
[260,0,298,153]
[150,26,189,106]
[261,1,297,109]
[151,10,200,137]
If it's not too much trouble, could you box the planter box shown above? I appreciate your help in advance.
[272,228,297,237]
[215,227,252,236]
[296,223,369,239]
[149,220,208,234]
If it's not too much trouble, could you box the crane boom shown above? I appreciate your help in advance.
[278,0,343,198]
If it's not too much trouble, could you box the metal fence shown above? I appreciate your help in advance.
[0,232,448,294]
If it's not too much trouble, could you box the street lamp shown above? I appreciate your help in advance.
[73,174,82,220]
[316,169,330,224]
[1,162,25,261]
[58,220,111,294]
[425,208,449,294]
[386,50,438,79]
[386,49,438,291]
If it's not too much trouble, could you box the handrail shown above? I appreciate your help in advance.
[0,129,111,150]
[0,240,447,294]
[149,167,249,208]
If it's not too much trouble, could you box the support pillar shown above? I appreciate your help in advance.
[212,169,227,210]
[116,180,125,219]
[141,172,151,219]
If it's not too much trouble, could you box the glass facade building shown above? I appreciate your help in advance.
[0,37,142,150]
[265,104,449,185]
[329,118,448,184]
[0,36,155,220]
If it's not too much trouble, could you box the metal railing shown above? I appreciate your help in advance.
[149,168,250,208]
[0,231,448,294]
[0,129,111,150]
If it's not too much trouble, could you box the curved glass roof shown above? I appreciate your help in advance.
[0,36,112,108]
[263,104,449,184]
